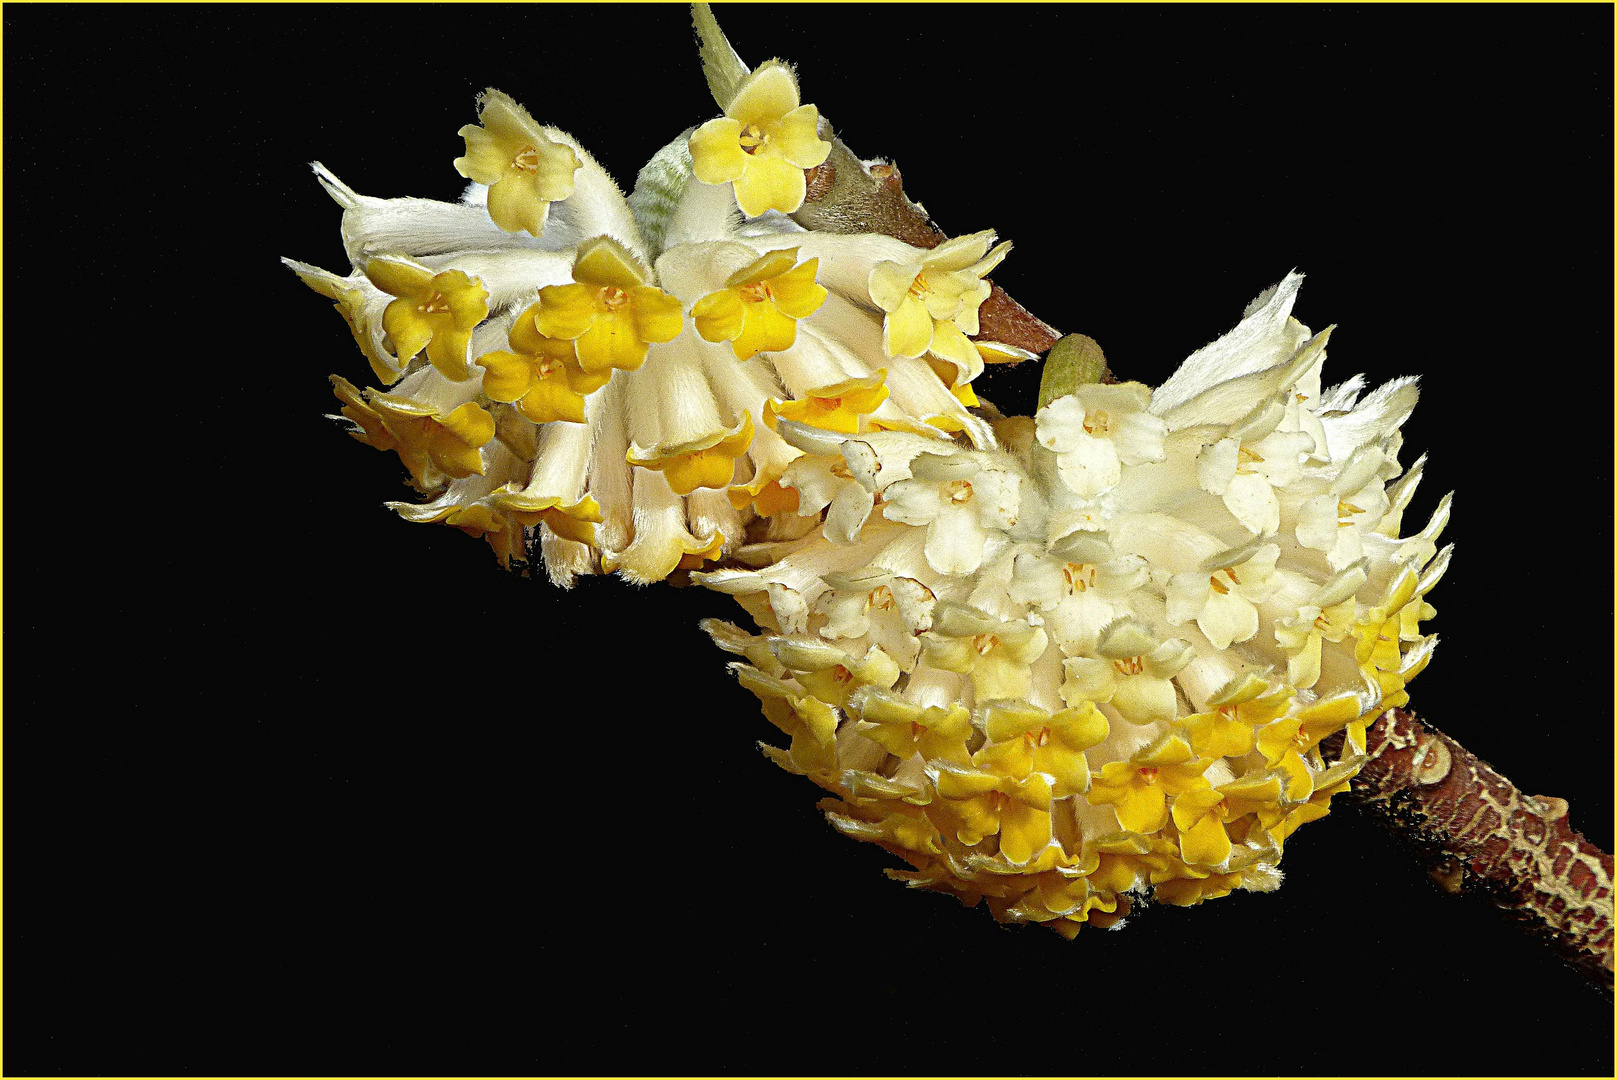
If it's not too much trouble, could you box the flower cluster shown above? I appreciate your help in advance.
[289,69,1030,585]
[699,275,1451,935]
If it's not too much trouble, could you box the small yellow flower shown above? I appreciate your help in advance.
[492,491,603,548]
[1086,732,1211,834]
[733,665,840,785]
[677,532,728,571]
[929,761,1054,867]
[1179,672,1293,758]
[365,394,496,480]
[1169,771,1286,867]
[848,686,973,766]
[1084,832,1181,895]
[970,700,1109,798]
[727,478,801,517]
[626,412,755,496]
[692,248,828,360]
[454,89,581,237]
[475,303,610,424]
[1255,692,1364,800]
[867,231,1010,373]
[328,376,399,455]
[365,256,490,382]
[764,372,889,435]
[533,237,684,374]
[689,61,832,217]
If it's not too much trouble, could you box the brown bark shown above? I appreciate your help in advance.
[793,147,1061,356]
[1322,708,1614,993]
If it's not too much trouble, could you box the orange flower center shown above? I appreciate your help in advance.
[536,357,563,380]
[1063,563,1097,592]
[946,479,974,505]
[907,271,932,299]
[1082,409,1113,436]
[513,146,542,172]
[972,633,1000,656]
[599,286,630,312]
[1113,656,1144,676]
[1138,767,1160,785]
[1337,499,1365,523]
[738,124,767,153]
[739,281,776,304]
[1208,567,1241,595]
[868,585,897,612]
[417,290,451,316]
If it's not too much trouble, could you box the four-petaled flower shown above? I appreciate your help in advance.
[971,699,1110,798]
[1061,618,1194,727]
[1036,382,1168,498]
[692,247,828,359]
[1169,770,1286,866]
[849,686,973,766]
[881,451,1020,576]
[921,604,1048,704]
[1164,540,1281,650]
[364,393,496,480]
[689,62,832,217]
[929,761,1055,866]
[626,412,755,495]
[454,89,581,237]
[766,371,889,436]
[533,236,684,374]
[475,303,611,424]
[868,231,1010,381]
[1085,731,1211,834]
[366,256,490,381]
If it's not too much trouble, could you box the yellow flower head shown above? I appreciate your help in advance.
[533,236,684,374]
[692,248,828,360]
[365,394,496,480]
[764,372,889,435]
[365,256,490,382]
[475,303,611,425]
[454,89,581,238]
[689,61,832,217]
[626,412,755,496]
[867,231,1010,377]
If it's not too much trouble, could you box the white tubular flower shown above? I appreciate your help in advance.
[704,272,1453,935]
[292,69,1040,586]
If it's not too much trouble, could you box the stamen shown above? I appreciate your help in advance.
[417,291,450,315]
[972,633,1000,655]
[1082,409,1113,436]
[599,286,629,312]
[868,585,897,612]
[513,146,542,172]
[738,124,768,153]
[1113,656,1144,676]
[946,480,975,505]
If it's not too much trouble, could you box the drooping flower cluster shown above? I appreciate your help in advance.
[699,275,1451,934]
[290,64,1033,586]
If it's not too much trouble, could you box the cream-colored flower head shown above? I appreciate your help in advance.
[700,274,1452,935]
[290,76,1032,585]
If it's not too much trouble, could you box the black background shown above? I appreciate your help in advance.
[5,4,1613,1076]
